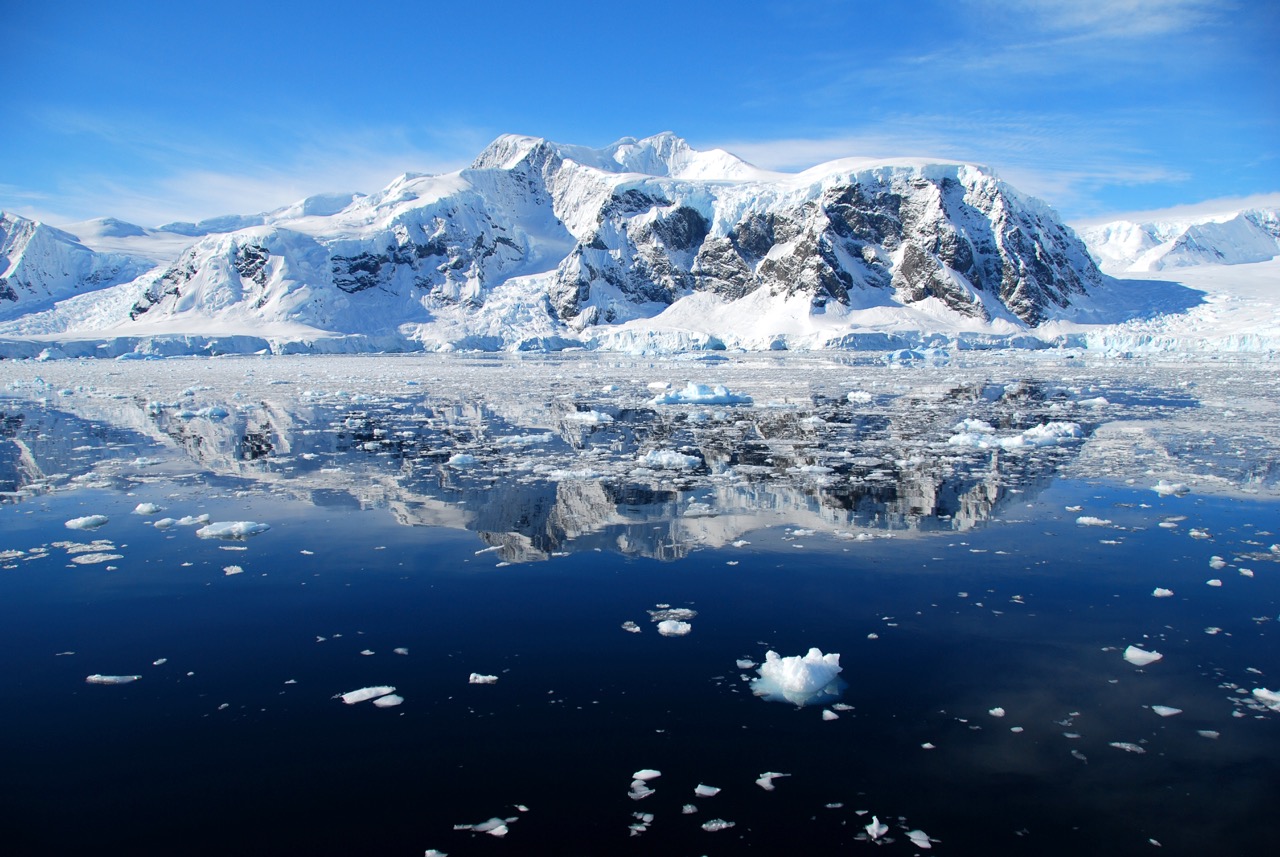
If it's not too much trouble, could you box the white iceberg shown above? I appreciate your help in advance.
[65,515,109,530]
[85,674,140,685]
[196,521,270,539]
[751,648,845,706]
[1151,705,1183,717]
[469,673,499,684]
[1123,645,1163,666]
[334,685,396,704]
[656,619,692,636]
[1152,480,1190,496]
[865,816,889,840]
[1252,688,1280,711]
[132,503,163,515]
[372,693,404,708]
[640,449,701,470]
[701,819,736,832]
[652,383,751,405]
[694,784,721,797]
[1152,588,1174,598]
[755,772,790,791]
[907,829,933,849]
[632,769,661,781]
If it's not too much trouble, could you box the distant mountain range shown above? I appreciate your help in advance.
[1,133,1265,356]
[1078,208,1280,274]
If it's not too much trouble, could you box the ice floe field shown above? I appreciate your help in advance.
[1,350,1278,855]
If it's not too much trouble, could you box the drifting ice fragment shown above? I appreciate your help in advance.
[701,819,736,832]
[65,515,109,530]
[223,565,244,576]
[989,707,1006,717]
[334,686,395,704]
[652,383,751,405]
[822,709,840,721]
[632,769,661,781]
[372,694,404,708]
[469,673,499,684]
[85,674,139,685]
[736,659,756,669]
[907,829,933,849]
[694,784,721,797]
[621,621,641,633]
[755,772,790,791]
[1152,588,1174,598]
[656,620,692,636]
[865,816,889,840]
[1109,742,1146,754]
[1197,730,1221,739]
[640,450,701,470]
[196,521,270,540]
[1152,481,1190,497]
[751,648,844,706]
[1252,688,1280,711]
[1151,705,1183,717]
[1123,646,1163,666]
[1076,516,1112,527]
[1206,579,1223,587]
[393,647,409,655]
[176,515,210,526]
[133,503,163,515]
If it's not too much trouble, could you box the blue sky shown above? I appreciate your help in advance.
[3,0,1276,227]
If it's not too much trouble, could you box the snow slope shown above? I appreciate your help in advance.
[1079,208,1280,274]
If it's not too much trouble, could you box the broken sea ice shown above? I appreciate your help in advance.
[751,648,845,706]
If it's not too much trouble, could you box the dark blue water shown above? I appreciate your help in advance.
[2,474,1276,856]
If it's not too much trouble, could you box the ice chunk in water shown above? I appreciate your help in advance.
[133,503,163,515]
[865,816,889,840]
[1152,588,1174,598]
[755,772,790,791]
[1151,705,1183,717]
[1252,688,1280,711]
[1076,516,1112,527]
[334,686,395,704]
[85,674,140,685]
[652,382,751,405]
[640,449,701,470]
[751,648,844,706]
[1109,742,1147,754]
[65,515,109,530]
[701,819,736,832]
[907,829,933,849]
[196,521,270,539]
[989,707,1006,717]
[632,769,661,781]
[1123,645,1163,666]
[469,673,499,684]
[694,784,721,797]
[372,694,403,708]
[656,619,692,636]
[1152,480,1190,497]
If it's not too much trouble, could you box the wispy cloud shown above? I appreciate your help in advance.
[10,110,488,226]
[1070,191,1280,227]
[1003,0,1226,38]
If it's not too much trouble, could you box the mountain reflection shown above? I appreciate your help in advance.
[0,375,1104,562]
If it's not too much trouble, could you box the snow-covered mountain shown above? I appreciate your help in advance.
[0,132,1198,355]
[0,212,152,321]
[1078,208,1280,274]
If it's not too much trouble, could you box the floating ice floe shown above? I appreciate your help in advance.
[694,784,721,797]
[447,453,478,468]
[132,503,163,515]
[864,816,889,840]
[907,829,934,849]
[1209,556,1226,569]
[755,772,790,791]
[1076,516,1112,527]
[334,685,396,704]
[621,621,641,633]
[393,647,409,655]
[822,709,840,721]
[1252,688,1280,711]
[1152,480,1190,497]
[1123,645,1163,666]
[656,619,692,636]
[751,648,845,706]
[1109,742,1146,754]
[632,769,661,781]
[847,390,873,404]
[65,515,109,530]
[372,694,403,708]
[85,674,140,685]
[949,421,1082,451]
[1151,705,1183,717]
[153,518,177,529]
[1152,588,1174,598]
[223,565,244,576]
[639,449,701,470]
[71,552,123,565]
[469,673,499,684]
[701,819,735,832]
[196,521,270,540]
[1206,579,1223,587]
[454,817,514,837]
[176,514,210,526]
[989,707,1006,717]
[652,383,751,406]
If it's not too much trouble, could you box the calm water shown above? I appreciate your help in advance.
[1,353,1277,855]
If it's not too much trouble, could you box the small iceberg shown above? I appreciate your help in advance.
[334,685,396,704]
[652,382,751,406]
[469,673,499,684]
[656,619,692,636]
[132,503,164,515]
[1252,688,1280,711]
[85,674,140,685]
[1123,645,1163,666]
[196,521,270,540]
[1152,480,1190,497]
[1151,705,1183,717]
[65,515,109,530]
[751,648,845,706]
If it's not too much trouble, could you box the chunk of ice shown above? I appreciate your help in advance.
[1151,705,1183,717]
[752,648,844,706]
[1152,480,1190,497]
[334,686,395,704]
[694,784,721,797]
[652,383,751,405]
[372,694,404,708]
[1123,645,1163,666]
[65,515,109,530]
[640,449,701,470]
[632,769,661,781]
[1152,588,1174,598]
[469,673,499,684]
[989,707,1006,717]
[822,709,840,721]
[1252,688,1280,711]
[85,674,140,685]
[865,816,889,840]
[701,819,736,832]
[196,521,270,539]
[755,772,790,791]
[1076,516,1112,527]
[132,503,163,515]
[656,619,692,636]
[907,829,933,849]
[1206,579,1223,587]
[1109,742,1147,753]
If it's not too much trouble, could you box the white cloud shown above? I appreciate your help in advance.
[984,0,1225,38]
